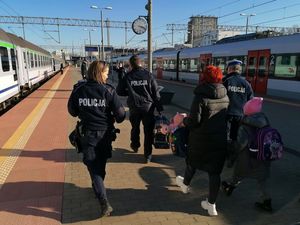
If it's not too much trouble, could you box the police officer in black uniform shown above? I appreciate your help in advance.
[117,55,163,163]
[68,61,125,217]
[80,59,88,79]
[223,59,253,141]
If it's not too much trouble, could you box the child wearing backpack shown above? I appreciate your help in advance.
[222,97,283,212]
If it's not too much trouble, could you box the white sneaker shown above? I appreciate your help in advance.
[176,176,190,194]
[201,199,218,216]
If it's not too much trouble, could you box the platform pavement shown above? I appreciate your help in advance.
[61,68,300,225]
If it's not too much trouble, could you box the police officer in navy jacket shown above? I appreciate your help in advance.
[68,61,125,217]
[116,55,163,163]
[223,59,253,141]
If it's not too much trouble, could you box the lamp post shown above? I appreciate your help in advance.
[240,13,256,35]
[91,5,112,61]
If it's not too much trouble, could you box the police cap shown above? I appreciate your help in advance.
[227,59,243,67]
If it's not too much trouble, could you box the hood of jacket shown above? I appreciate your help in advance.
[194,83,227,99]
[241,112,270,128]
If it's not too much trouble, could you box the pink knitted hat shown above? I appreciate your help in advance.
[243,97,263,115]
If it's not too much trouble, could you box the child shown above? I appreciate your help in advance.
[222,97,273,212]
[168,113,189,157]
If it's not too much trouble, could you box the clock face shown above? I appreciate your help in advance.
[132,17,148,35]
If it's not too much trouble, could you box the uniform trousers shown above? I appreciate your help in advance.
[226,115,243,141]
[81,130,112,200]
[129,109,155,158]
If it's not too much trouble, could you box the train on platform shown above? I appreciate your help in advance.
[112,33,300,100]
[0,28,65,110]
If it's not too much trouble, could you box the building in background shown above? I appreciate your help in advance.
[187,16,242,47]
[187,16,218,47]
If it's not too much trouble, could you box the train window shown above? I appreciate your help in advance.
[275,54,297,78]
[189,58,198,72]
[180,59,188,71]
[27,52,30,69]
[281,55,291,65]
[0,47,10,72]
[152,60,157,70]
[23,52,26,64]
[247,56,256,77]
[34,54,37,67]
[214,57,226,72]
[169,60,175,70]
[30,53,34,68]
[10,49,16,70]
[258,56,267,77]
[163,60,168,70]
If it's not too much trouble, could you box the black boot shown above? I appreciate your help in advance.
[99,198,113,217]
[255,198,273,212]
[222,181,236,196]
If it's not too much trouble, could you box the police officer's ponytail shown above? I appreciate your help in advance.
[87,61,109,84]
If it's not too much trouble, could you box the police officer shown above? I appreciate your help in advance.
[117,55,163,163]
[223,59,253,141]
[68,61,125,217]
[80,59,88,79]
[116,62,126,81]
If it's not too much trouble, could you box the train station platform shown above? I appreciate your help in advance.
[0,66,299,225]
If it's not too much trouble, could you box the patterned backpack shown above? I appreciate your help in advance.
[250,126,284,161]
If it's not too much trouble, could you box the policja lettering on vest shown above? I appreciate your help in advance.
[228,85,246,93]
[130,80,148,86]
[79,98,106,107]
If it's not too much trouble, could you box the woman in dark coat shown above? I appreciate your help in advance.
[176,65,229,216]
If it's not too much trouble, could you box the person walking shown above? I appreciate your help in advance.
[80,59,88,79]
[175,65,229,216]
[116,62,126,81]
[68,61,126,217]
[223,59,253,142]
[116,55,163,163]
[222,97,274,212]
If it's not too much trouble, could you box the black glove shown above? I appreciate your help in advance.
[111,128,120,141]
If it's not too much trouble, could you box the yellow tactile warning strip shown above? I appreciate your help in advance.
[0,68,69,190]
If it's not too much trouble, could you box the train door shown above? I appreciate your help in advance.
[199,53,212,83]
[16,48,28,87]
[21,49,30,87]
[246,49,270,94]
[156,57,163,79]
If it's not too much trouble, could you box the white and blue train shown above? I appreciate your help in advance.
[112,33,300,100]
[0,28,65,110]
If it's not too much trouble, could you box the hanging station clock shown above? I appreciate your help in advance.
[132,17,148,35]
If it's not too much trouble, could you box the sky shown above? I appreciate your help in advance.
[1,0,300,55]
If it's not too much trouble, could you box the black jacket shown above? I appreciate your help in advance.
[223,72,253,116]
[68,80,126,131]
[184,83,229,174]
[116,67,163,113]
[116,67,126,81]
[232,112,271,180]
